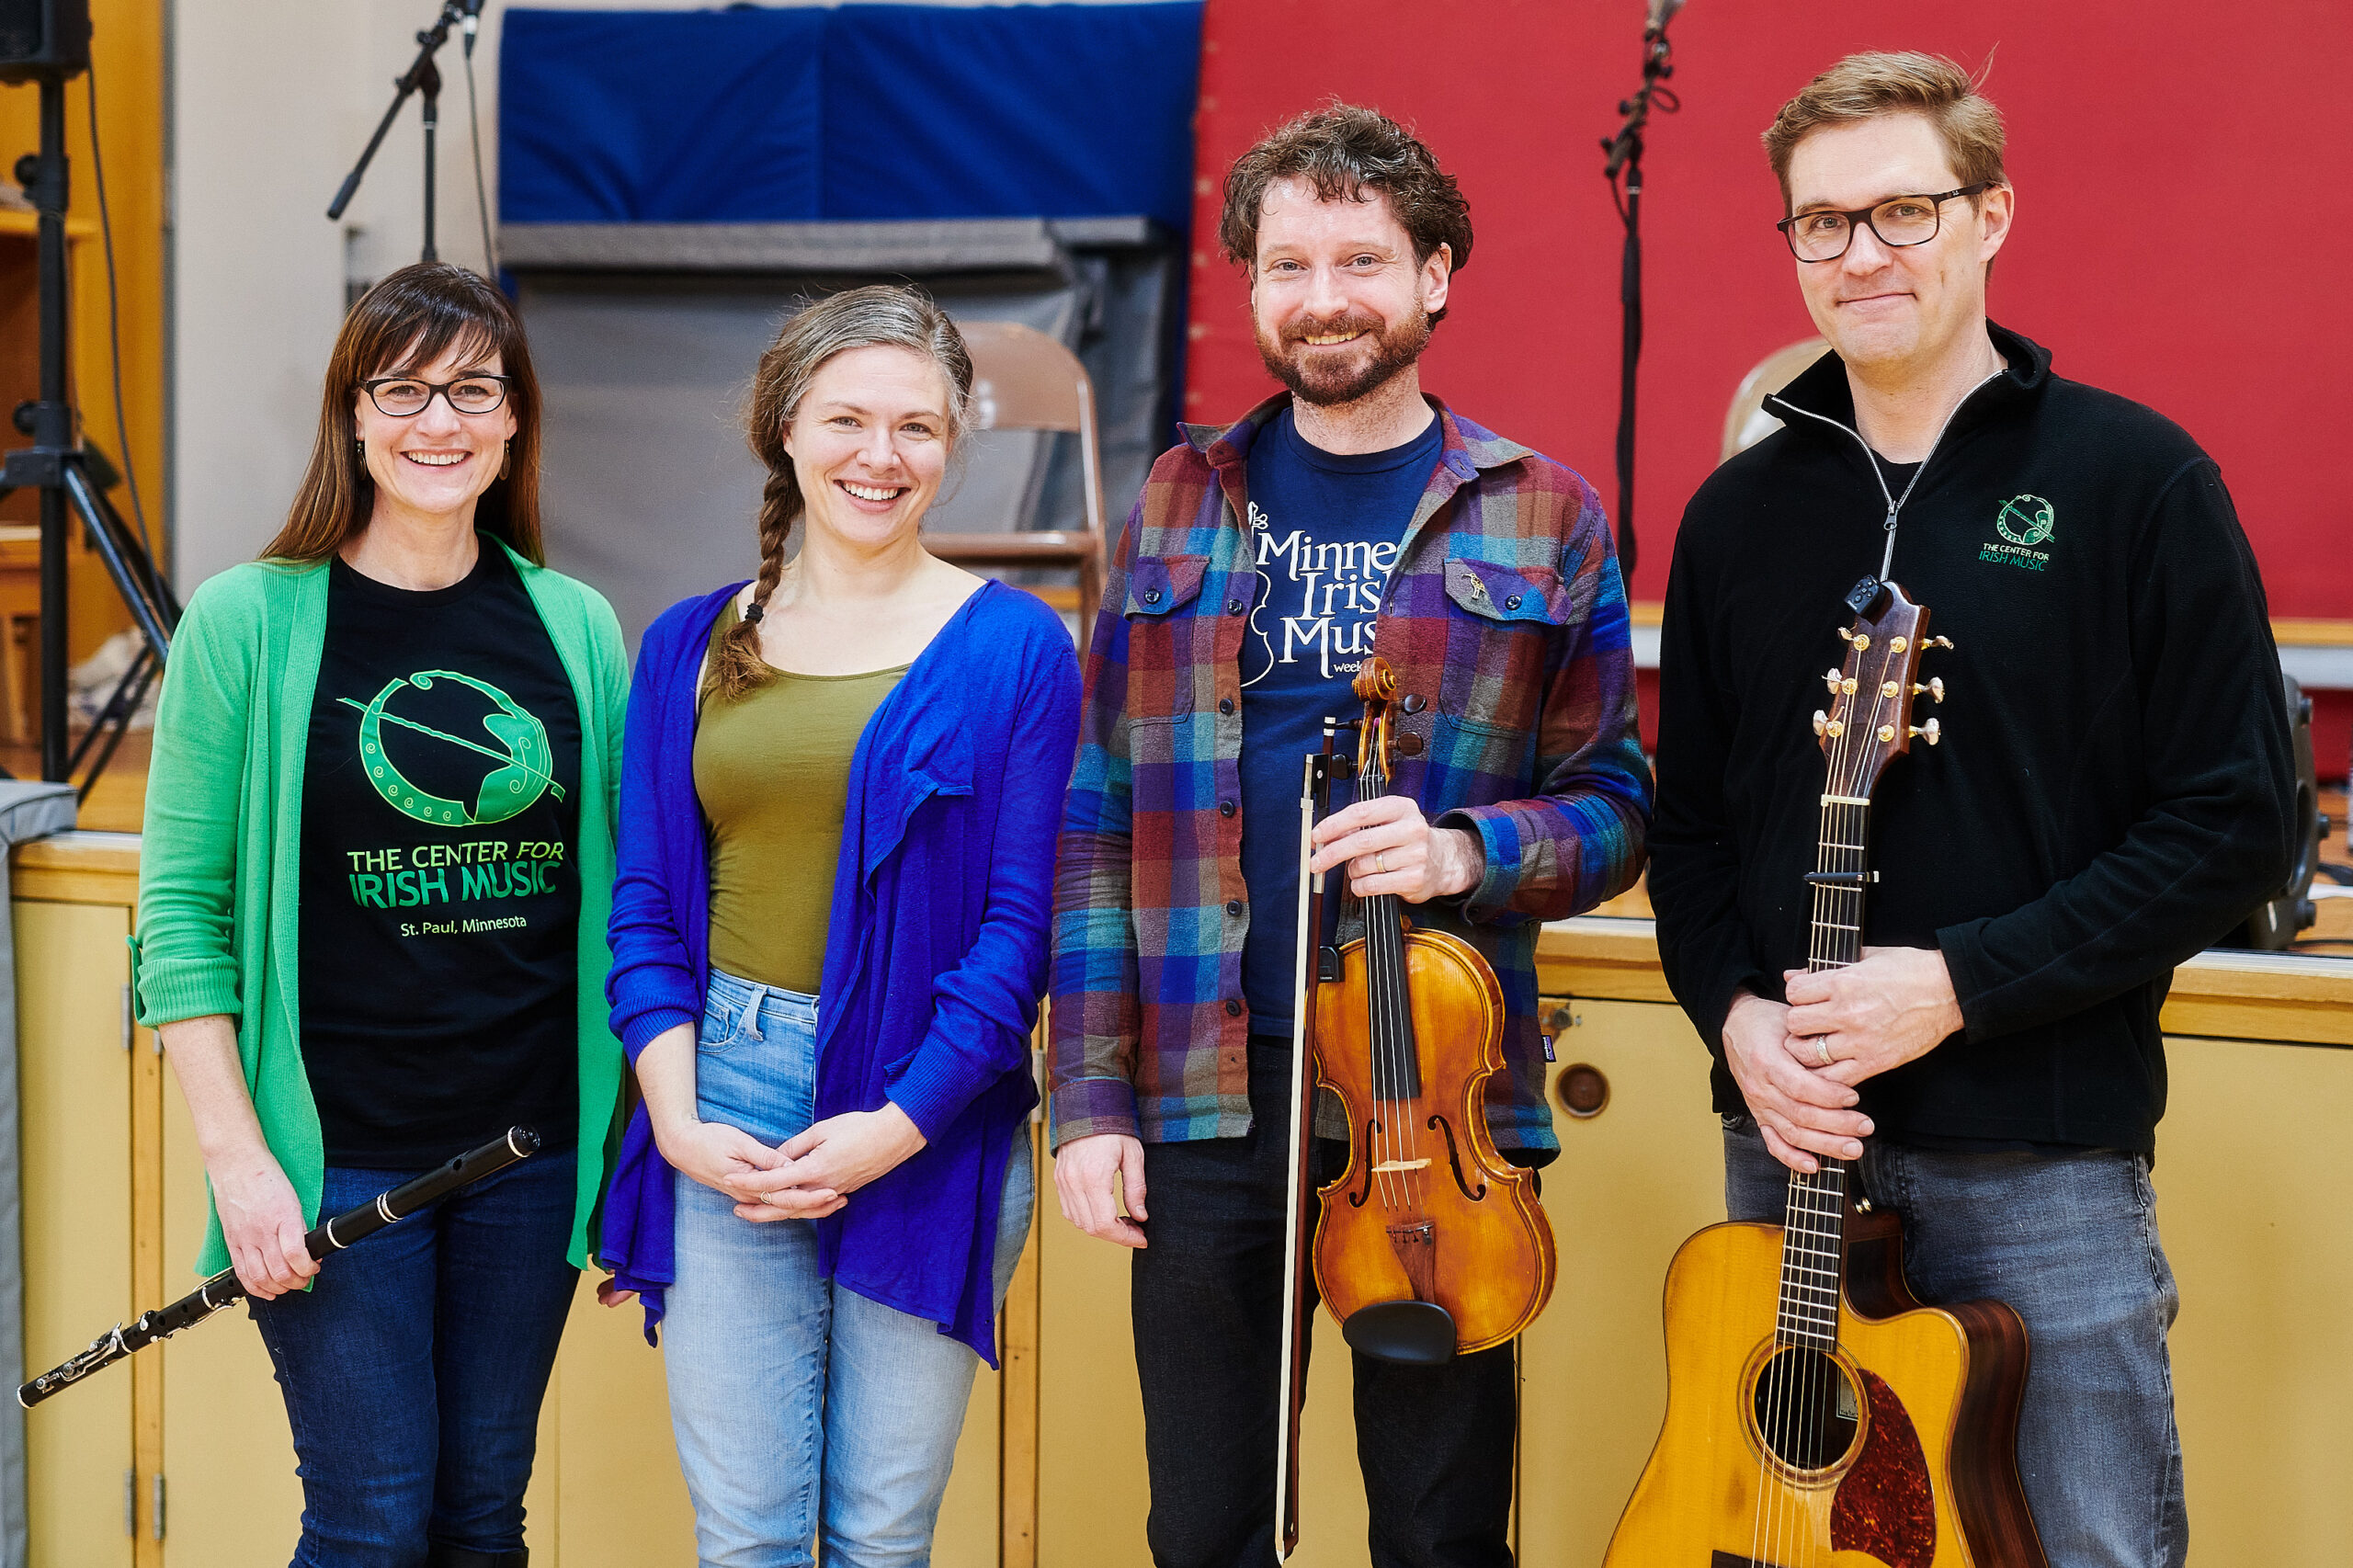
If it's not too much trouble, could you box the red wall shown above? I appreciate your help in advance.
[1185,0,2351,620]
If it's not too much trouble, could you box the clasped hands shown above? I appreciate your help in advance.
[1725,946,1964,1174]
[654,1104,926,1223]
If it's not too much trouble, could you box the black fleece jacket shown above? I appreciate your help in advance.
[1651,324,2294,1153]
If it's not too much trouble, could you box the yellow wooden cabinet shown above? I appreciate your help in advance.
[11,834,1012,1565]
[18,842,2353,1563]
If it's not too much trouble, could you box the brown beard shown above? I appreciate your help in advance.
[1255,305,1432,407]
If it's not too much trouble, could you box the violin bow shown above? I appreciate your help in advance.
[1276,731,1337,1558]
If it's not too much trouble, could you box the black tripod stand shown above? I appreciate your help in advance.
[0,72,180,791]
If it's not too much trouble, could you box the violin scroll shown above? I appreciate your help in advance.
[1352,656,1399,779]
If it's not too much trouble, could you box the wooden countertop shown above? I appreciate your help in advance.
[17,832,2347,1045]
[1538,916,2353,1049]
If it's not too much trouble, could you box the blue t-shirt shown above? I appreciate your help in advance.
[1238,405,1443,1037]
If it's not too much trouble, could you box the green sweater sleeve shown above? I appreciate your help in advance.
[136,572,266,1028]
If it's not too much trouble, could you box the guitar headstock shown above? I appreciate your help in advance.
[1812,578,1949,800]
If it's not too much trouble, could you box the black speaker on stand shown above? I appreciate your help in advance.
[0,0,88,80]
[2230,672,2323,950]
[1,0,180,792]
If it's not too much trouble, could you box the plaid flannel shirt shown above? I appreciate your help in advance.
[1049,395,1651,1153]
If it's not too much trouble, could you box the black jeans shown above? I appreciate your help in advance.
[1130,1040,1517,1568]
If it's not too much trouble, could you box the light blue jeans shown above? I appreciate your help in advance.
[664,969,1034,1568]
[1724,1117,2186,1568]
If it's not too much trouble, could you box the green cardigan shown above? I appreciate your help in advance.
[132,542,630,1275]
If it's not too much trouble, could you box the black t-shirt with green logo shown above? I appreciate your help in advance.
[298,546,582,1167]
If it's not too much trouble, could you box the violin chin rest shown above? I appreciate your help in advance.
[1341,1301,1457,1366]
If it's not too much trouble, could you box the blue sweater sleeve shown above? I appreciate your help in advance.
[605,603,707,1061]
[886,608,1083,1138]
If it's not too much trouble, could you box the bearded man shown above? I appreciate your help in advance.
[1048,103,1651,1568]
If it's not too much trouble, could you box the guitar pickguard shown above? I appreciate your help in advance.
[1830,1369,1936,1568]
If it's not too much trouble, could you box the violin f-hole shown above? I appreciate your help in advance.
[1347,1120,1381,1208]
[1427,1114,1487,1201]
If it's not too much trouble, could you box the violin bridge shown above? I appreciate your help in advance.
[1370,1158,1432,1174]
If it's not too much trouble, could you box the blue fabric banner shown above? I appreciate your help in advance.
[499,4,1204,229]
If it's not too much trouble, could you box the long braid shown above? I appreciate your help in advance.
[706,464,799,701]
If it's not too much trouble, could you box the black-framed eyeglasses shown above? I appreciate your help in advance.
[360,374,513,417]
[1775,184,1991,262]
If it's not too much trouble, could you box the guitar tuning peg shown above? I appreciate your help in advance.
[1913,677,1946,704]
[1813,710,1828,737]
[1824,668,1843,694]
[1910,719,1942,745]
[1927,636,1954,651]
[1836,626,1856,643]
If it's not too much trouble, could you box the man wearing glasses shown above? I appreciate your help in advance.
[1649,51,2291,1568]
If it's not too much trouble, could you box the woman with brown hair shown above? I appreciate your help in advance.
[134,261,627,1568]
[600,282,1077,1566]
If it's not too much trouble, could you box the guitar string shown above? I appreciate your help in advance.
[1790,644,1899,1562]
[1761,631,1883,1567]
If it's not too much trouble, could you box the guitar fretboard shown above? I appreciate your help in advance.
[1774,794,1870,1349]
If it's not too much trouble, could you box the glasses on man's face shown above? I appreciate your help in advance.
[1775,184,1991,263]
[361,374,513,418]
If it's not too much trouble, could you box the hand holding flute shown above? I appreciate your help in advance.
[19,1127,540,1408]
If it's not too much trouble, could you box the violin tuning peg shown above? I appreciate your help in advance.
[1913,677,1946,704]
[1910,718,1942,745]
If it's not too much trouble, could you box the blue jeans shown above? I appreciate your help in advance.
[664,970,1034,1568]
[249,1148,581,1568]
[1723,1118,2186,1568]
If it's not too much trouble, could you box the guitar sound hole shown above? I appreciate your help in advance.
[1752,1346,1861,1471]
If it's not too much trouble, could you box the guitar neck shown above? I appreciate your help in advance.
[1776,793,1871,1349]
[1809,794,1869,972]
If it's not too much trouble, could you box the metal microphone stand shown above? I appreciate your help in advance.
[327,0,479,263]
[0,74,181,790]
[1600,16,1681,579]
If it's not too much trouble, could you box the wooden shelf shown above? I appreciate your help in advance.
[0,210,100,242]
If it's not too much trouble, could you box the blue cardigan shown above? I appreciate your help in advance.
[601,579,1079,1360]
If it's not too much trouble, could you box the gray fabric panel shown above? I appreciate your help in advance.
[1033,245,1183,549]
[522,278,1082,650]
[499,219,1064,276]
[0,782,77,1568]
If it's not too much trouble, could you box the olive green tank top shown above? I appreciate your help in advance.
[695,601,907,994]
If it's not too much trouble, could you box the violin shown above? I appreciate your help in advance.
[1274,655,1557,1556]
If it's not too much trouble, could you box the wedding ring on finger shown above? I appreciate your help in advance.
[1814,1039,1834,1067]
[1375,850,1390,874]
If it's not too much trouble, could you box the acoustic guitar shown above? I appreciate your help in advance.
[1603,578,2045,1568]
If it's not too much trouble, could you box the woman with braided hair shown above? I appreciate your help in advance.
[599,284,1079,1567]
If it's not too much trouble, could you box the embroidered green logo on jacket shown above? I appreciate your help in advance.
[1981,494,2055,570]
